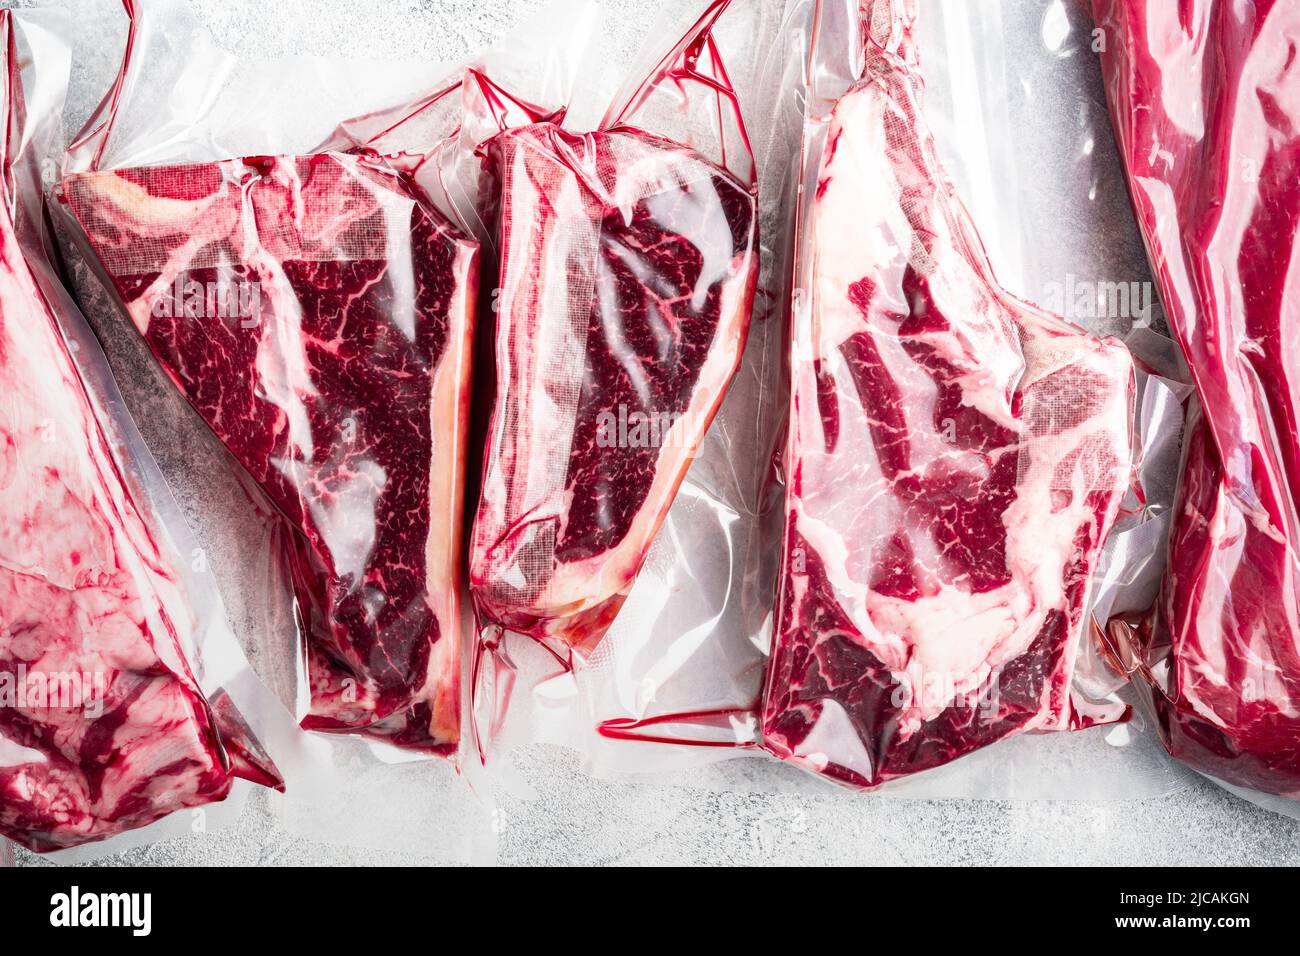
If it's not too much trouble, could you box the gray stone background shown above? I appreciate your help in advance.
[7,0,1300,866]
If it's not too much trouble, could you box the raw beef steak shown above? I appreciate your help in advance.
[0,14,279,852]
[761,3,1135,788]
[62,153,478,753]
[1094,0,1300,796]
[470,124,759,655]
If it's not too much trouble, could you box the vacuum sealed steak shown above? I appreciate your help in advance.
[1094,0,1300,796]
[0,12,280,852]
[470,122,759,656]
[760,1,1135,788]
[62,153,478,753]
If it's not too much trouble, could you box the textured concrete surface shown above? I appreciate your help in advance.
[13,746,1300,867]
[6,0,1300,866]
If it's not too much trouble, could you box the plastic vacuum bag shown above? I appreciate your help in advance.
[0,7,285,855]
[465,0,790,774]
[58,0,481,754]
[479,0,1192,804]
[739,0,1195,798]
[45,0,598,862]
[1093,0,1300,806]
[468,1,760,660]
[763,0,1141,788]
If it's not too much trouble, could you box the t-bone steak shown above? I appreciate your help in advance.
[469,123,759,656]
[61,152,478,753]
[0,14,280,852]
[760,2,1135,788]
[1094,0,1300,796]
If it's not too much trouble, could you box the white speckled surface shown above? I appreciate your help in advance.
[14,745,1300,867]
[7,0,1300,867]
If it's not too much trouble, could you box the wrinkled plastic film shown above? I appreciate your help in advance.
[469,0,775,769]
[603,0,756,184]
[749,0,1192,797]
[66,0,474,174]
[50,0,595,860]
[915,3,1190,717]
[314,0,599,247]
[473,139,759,656]
[0,7,289,857]
[557,0,1191,797]
[52,0,609,763]
[1092,0,1300,804]
[60,0,480,754]
[474,127,602,658]
[566,0,801,767]
[887,0,1191,798]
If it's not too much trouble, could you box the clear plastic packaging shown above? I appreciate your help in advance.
[469,16,760,657]
[47,0,599,862]
[465,0,790,773]
[743,0,1195,798]
[59,0,480,754]
[1092,0,1300,806]
[764,0,1140,788]
[478,0,1192,805]
[0,7,285,855]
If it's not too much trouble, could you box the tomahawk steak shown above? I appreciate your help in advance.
[62,153,478,753]
[0,14,280,852]
[470,123,759,655]
[761,1,1135,788]
[1094,0,1300,796]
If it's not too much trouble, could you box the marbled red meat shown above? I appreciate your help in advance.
[470,124,758,655]
[1094,0,1300,796]
[61,153,477,753]
[0,12,279,852]
[761,1,1134,788]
